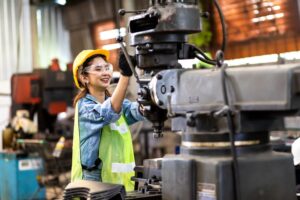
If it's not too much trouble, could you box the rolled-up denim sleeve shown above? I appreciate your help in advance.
[122,99,145,125]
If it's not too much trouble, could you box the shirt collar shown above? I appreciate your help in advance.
[85,93,98,103]
[85,93,108,103]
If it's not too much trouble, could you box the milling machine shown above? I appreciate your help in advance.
[118,0,299,200]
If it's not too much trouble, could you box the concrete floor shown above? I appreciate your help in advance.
[45,172,70,200]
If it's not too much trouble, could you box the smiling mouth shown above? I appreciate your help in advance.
[100,78,110,83]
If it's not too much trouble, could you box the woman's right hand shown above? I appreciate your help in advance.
[118,51,135,77]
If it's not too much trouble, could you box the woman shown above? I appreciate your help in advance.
[71,49,143,191]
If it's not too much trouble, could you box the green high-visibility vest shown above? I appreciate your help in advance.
[71,103,135,191]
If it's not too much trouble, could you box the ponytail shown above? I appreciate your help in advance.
[105,89,111,97]
[73,88,88,107]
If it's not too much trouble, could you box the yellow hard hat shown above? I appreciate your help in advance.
[73,49,110,89]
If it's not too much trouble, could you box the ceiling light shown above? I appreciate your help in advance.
[100,28,126,40]
[102,43,126,50]
[55,0,66,5]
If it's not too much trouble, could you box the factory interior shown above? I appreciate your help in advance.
[1,0,300,199]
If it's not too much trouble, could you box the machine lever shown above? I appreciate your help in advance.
[213,105,229,118]
[167,94,175,117]
[117,36,142,86]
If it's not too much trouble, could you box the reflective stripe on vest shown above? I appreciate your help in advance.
[71,103,135,191]
[112,162,135,173]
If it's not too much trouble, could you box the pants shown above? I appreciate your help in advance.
[82,168,101,181]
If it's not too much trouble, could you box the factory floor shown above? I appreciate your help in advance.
[45,172,70,200]
[46,186,64,199]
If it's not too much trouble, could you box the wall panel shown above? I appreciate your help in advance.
[212,0,300,59]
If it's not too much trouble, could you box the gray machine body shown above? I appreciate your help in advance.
[150,63,300,132]
[150,63,300,112]
[146,63,300,200]
[162,149,296,200]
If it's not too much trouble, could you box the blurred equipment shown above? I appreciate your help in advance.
[118,0,299,200]
[11,110,37,135]
[292,138,300,166]
[4,110,38,150]
[0,152,45,200]
[2,124,14,149]
[11,68,75,134]
[292,138,300,197]
[2,67,74,199]
[131,159,162,197]
[53,136,66,158]
[21,138,72,199]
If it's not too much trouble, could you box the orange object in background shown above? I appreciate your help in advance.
[66,62,73,71]
[48,101,67,115]
[49,58,61,71]
[11,74,41,104]
[11,70,75,133]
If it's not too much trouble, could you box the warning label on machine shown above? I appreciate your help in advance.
[19,159,42,171]
[197,183,216,200]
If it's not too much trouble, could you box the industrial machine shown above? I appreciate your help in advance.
[117,0,299,199]
[0,151,45,200]
[10,68,75,134]
[0,68,75,199]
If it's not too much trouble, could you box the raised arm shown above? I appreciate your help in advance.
[110,51,134,113]
[110,75,130,113]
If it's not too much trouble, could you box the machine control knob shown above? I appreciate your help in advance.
[138,87,150,99]
[186,115,196,127]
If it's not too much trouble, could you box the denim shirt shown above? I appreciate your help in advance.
[78,94,144,168]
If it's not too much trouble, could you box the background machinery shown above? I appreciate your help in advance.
[0,67,75,199]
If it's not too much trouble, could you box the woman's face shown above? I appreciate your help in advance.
[84,56,113,90]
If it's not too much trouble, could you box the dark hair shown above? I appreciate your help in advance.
[73,54,111,107]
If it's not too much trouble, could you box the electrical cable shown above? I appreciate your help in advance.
[213,0,227,52]
[195,53,216,65]
[220,62,241,200]
[195,1,239,195]
[190,43,217,65]
[189,44,213,61]
[190,0,229,66]
[213,1,240,198]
